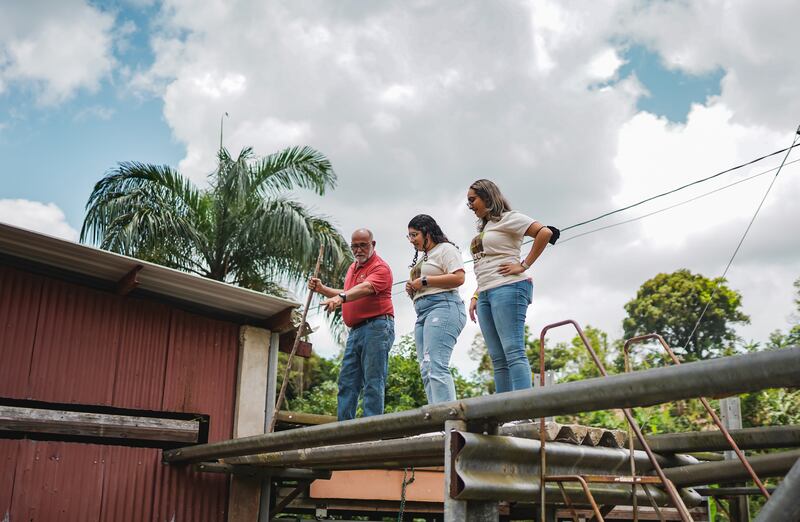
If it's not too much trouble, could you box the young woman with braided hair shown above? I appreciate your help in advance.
[467,179,553,393]
[405,214,466,404]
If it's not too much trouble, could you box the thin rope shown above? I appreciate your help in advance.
[397,465,415,521]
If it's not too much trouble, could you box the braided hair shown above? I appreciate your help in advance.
[408,214,456,268]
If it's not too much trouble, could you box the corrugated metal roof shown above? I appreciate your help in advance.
[0,222,298,322]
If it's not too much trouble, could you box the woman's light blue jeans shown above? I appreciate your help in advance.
[414,292,466,404]
[476,279,533,393]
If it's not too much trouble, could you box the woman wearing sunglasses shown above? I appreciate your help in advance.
[405,214,466,404]
[467,179,552,393]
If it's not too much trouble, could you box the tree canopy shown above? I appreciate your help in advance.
[81,145,352,296]
[622,269,749,360]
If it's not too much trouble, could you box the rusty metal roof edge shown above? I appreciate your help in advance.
[0,222,300,320]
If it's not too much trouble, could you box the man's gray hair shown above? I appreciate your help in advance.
[352,228,374,240]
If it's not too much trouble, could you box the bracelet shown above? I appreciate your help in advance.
[520,260,530,270]
[472,293,479,301]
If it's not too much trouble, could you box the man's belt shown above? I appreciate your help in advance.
[351,314,393,330]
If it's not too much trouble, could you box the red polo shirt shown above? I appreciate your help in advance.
[342,252,394,327]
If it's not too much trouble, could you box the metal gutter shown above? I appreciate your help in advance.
[0,222,298,321]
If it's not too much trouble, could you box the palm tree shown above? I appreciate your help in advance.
[80,146,352,298]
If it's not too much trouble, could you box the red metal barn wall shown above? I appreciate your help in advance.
[0,264,240,521]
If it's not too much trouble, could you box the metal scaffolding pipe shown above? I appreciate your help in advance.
[162,347,800,463]
[642,425,800,453]
[227,433,445,468]
[451,433,701,507]
[694,487,777,496]
[754,454,800,522]
[194,463,332,480]
[664,449,800,487]
[227,431,681,472]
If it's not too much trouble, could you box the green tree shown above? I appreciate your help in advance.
[623,269,750,360]
[80,146,352,295]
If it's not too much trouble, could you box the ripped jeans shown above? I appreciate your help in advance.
[413,291,467,404]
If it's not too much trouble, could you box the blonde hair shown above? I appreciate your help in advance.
[470,179,512,231]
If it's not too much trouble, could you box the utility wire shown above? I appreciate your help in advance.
[679,126,800,354]
[391,142,800,288]
[557,158,800,245]
[561,142,800,232]
[305,143,800,316]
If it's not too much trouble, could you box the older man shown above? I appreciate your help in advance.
[309,228,395,420]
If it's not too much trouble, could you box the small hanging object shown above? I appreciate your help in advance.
[269,243,325,433]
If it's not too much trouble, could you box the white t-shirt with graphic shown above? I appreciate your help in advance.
[410,242,465,300]
[470,210,535,292]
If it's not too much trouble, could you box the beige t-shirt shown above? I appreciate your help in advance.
[409,242,464,300]
[470,210,535,292]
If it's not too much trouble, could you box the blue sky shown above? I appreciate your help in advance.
[1,1,183,232]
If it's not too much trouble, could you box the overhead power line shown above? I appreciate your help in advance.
[679,125,800,353]
[561,142,800,232]
[307,142,800,316]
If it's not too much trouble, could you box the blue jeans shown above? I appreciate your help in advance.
[477,279,533,393]
[414,292,466,404]
[337,317,395,420]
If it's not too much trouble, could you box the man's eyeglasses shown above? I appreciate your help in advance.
[350,242,371,251]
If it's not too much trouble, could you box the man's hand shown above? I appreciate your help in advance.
[321,295,343,313]
[308,277,324,293]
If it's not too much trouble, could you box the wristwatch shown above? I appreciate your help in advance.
[421,276,428,287]
[338,292,347,302]
[520,260,530,270]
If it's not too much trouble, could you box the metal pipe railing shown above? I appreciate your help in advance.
[624,333,770,499]
[538,320,694,522]
[162,346,800,463]
[754,454,800,522]
[664,448,800,487]
[643,424,800,453]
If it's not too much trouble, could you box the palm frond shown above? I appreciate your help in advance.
[80,162,208,269]
[250,146,336,196]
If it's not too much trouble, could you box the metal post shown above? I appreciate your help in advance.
[445,421,499,522]
[258,332,280,522]
[445,419,467,521]
[720,397,749,522]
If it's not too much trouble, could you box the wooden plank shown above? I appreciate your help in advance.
[276,410,336,426]
[0,405,199,443]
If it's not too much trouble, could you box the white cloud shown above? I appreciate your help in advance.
[136,0,800,373]
[0,0,116,104]
[619,0,800,130]
[0,199,79,241]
